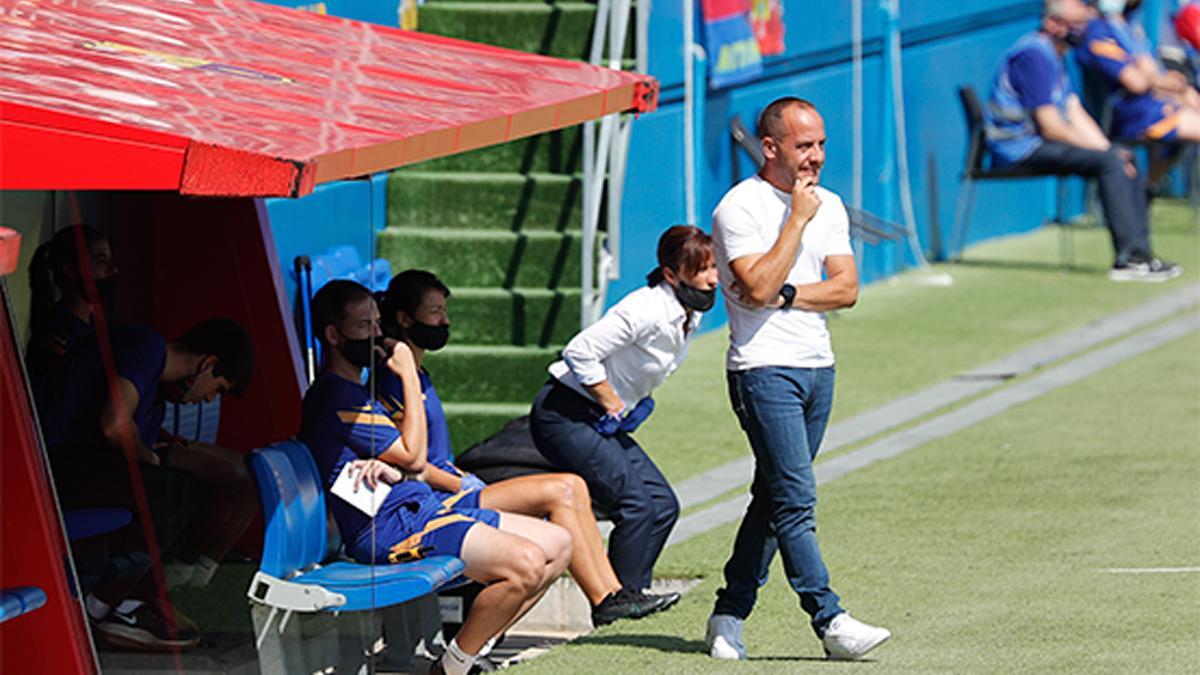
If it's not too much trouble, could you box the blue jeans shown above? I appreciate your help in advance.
[714,366,844,636]
[530,382,679,591]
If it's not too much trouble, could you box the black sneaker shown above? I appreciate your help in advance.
[639,589,682,615]
[428,655,500,674]
[591,588,675,627]
[1109,256,1183,282]
[91,602,200,652]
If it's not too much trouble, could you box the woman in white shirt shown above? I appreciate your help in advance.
[530,225,718,599]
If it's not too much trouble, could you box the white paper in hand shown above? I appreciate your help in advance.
[330,462,392,517]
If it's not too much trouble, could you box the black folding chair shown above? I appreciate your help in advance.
[948,85,1075,266]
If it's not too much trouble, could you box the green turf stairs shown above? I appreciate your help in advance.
[380,0,626,450]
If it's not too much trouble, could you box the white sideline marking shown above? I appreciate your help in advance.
[1098,567,1200,574]
[667,311,1200,547]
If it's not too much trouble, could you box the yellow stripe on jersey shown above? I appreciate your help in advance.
[336,410,397,428]
[1089,38,1129,62]
[387,513,474,563]
[440,489,475,510]
[1145,112,1180,139]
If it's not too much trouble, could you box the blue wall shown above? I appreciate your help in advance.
[617,1,1090,333]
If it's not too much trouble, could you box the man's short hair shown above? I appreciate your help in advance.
[1044,0,1069,18]
[180,318,253,397]
[311,279,372,349]
[757,97,817,141]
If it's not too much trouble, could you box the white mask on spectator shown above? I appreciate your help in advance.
[1097,0,1126,15]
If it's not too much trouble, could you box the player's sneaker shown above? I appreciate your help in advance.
[591,588,670,626]
[1109,256,1182,283]
[822,612,890,660]
[427,654,499,673]
[91,601,200,652]
[705,613,746,660]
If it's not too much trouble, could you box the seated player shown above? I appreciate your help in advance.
[25,224,117,380]
[301,280,571,675]
[1077,0,1200,184]
[374,270,680,627]
[37,318,256,650]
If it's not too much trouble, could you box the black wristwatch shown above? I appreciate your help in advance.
[778,283,796,310]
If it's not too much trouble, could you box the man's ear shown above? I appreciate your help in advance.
[396,310,414,329]
[198,355,218,374]
[323,323,341,348]
[761,136,777,162]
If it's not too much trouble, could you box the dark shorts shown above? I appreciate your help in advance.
[381,505,499,563]
[1114,94,1181,141]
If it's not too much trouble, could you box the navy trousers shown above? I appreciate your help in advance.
[529,381,679,591]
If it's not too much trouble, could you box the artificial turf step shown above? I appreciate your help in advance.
[378,227,581,289]
[388,172,583,232]
[419,2,628,60]
[440,401,533,454]
[424,344,561,404]
[449,287,581,346]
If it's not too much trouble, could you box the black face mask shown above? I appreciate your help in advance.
[407,321,450,351]
[77,276,117,318]
[339,334,386,369]
[1064,27,1085,48]
[673,281,716,312]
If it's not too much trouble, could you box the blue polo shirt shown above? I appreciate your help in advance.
[37,324,167,461]
[985,31,1074,166]
[299,371,441,563]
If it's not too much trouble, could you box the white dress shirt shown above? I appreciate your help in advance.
[548,282,701,410]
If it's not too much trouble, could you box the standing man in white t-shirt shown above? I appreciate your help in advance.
[705,97,890,661]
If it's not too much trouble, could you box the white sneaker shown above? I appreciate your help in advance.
[822,612,890,660]
[705,614,746,660]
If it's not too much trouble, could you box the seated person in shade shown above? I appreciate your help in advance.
[1077,0,1200,184]
[374,270,680,627]
[984,0,1181,282]
[25,224,118,381]
[300,280,570,675]
[37,318,256,651]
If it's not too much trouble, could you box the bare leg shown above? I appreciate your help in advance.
[455,525,550,655]
[165,443,256,562]
[481,474,621,604]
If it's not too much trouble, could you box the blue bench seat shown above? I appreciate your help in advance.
[0,586,47,625]
[247,440,464,646]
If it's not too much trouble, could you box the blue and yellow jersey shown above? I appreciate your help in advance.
[374,366,458,475]
[1077,16,1179,140]
[985,32,1074,165]
[299,371,439,562]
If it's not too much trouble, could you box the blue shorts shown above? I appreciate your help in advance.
[383,504,499,563]
[438,487,482,511]
[1113,94,1181,141]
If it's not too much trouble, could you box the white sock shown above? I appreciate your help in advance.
[85,594,111,620]
[440,638,476,675]
[189,555,220,588]
[477,635,498,657]
[164,560,194,590]
[114,599,144,615]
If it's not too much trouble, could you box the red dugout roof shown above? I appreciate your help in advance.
[0,0,658,197]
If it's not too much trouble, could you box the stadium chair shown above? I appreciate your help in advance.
[247,439,464,673]
[0,586,47,625]
[949,85,1075,266]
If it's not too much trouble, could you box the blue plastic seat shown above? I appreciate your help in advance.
[0,586,47,624]
[247,440,464,614]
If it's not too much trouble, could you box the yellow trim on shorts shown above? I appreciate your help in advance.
[1145,113,1180,140]
[386,513,474,563]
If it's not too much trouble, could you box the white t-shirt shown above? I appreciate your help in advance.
[712,175,854,371]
